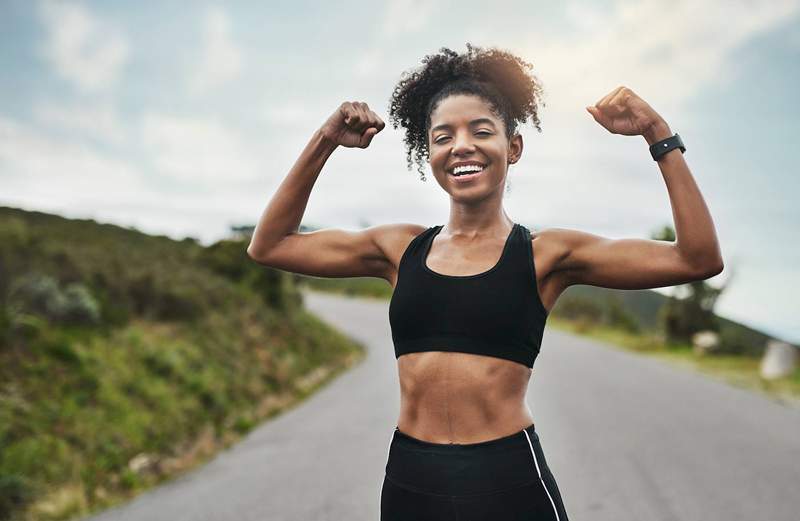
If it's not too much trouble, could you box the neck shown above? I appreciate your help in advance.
[443,207,514,239]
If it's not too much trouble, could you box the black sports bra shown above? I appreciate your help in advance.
[388,222,549,368]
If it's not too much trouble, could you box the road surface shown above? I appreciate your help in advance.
[86,290,800,521]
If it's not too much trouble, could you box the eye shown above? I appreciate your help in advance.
[434,131,492,144]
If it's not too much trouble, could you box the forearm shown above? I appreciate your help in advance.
[247,129,339,257]
[644,120,724,270]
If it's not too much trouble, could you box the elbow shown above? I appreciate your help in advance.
[679,243,724,280]
[694,257,724,279]
[246,244,265,263]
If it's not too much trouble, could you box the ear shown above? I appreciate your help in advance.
[508,133,523,164]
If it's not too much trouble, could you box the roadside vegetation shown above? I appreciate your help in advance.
[0,207,366,521]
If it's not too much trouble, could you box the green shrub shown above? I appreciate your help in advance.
[605,296,641,333]
[0,473,37,519]
[556,295,604,323]
[717,326,764,357]
[0,435,76,484]
[8,273,62,319]
[61,283,101,325]
[7,274,101,327]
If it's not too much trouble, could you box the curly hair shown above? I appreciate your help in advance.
[388,43,545,181]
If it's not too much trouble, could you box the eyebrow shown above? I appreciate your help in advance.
[430,118,497,133]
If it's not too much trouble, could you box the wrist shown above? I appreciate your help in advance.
[643,119,672,146]
[314,128,339,154]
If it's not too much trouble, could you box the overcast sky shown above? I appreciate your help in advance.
[1,0,798,345]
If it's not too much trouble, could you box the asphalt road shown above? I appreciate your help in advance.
[86,290,800,521]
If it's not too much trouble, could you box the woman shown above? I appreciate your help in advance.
[247,44,724,520]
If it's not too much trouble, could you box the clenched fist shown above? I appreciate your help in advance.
[586,86,665,138]
[320,101,386,149]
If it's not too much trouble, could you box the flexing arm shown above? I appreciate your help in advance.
[246,101,392,279]
[554,87,723,290]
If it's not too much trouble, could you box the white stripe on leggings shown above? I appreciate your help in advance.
[386,427,396,459]
[522,429,560,521]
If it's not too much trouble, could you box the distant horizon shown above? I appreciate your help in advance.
[1,0,798,344]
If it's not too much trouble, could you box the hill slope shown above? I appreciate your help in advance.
[0,206,365,520]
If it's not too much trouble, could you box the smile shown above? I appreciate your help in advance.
[449,164,485,182]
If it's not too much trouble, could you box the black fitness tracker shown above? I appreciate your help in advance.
[649,133,686,161]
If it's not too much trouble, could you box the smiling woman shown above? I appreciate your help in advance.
[247,39,722,521]
[388,43,544,182]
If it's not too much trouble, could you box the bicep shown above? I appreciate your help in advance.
[553,228,712,290]
[247,225,392,280]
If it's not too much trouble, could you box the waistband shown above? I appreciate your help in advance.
[385,424,543,496]
[392,423,537,453]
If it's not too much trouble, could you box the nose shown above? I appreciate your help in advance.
[450,130,477,156]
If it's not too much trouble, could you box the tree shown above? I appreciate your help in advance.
[652,224,730,344]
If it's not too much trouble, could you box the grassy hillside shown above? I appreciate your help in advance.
[0,207,366,521]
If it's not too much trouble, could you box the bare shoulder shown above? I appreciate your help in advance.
[525,226,581,310]
[370,222,428,286]
[535,226,599,248]
[527,227,574,279]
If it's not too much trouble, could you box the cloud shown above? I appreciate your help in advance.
[353,0,441,78]
[32,99,128,145]
[0,115,144,205]
[491,0,800,212]
[262,100,333,129]
[380,0,439,39]
[36,0,129,93]
[0,113,257,246]
[528,0,800,117]
[140,112,262,184]
[188,6,244,95]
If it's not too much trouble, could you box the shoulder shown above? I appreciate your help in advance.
[521,226,585,309]
[529,226,613,285]
[524,226,585,277]
[368,222,428,250]
[530,226,604,249]
[526,226,572,252]
[366,223,429,284]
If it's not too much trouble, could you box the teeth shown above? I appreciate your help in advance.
[452,165,484,175]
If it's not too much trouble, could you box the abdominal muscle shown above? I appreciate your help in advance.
[396,350,535,444]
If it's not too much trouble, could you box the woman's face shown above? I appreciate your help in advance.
[427,94,522,199]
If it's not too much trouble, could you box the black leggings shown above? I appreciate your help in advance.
[381,424,570,521]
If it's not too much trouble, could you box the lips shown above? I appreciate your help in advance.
[447,161,486,174]
[449,165,486,183]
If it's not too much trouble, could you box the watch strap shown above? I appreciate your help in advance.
[649,133,686,161]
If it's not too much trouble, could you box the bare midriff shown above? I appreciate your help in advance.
[396,350,535,444]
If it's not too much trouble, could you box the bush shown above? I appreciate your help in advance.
[0,304,9,348]
[8,273,62,319]
[60,283,101,325]
[605,296,640,333]
[0,473,37,519]
[157,286,205,321]
[717,326,764,357]
[556,295,604,323]
[7,274,100,326]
